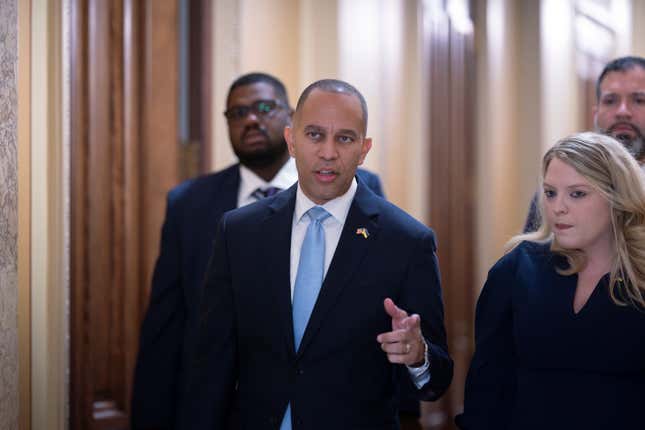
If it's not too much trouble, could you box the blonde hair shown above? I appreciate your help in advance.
[507,132,645,310]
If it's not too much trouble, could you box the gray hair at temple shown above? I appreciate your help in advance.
[295,79,369,134]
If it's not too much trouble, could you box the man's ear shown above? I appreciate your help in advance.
[358,137,373,165]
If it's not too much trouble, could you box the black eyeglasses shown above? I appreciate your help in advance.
[224,99,285,121]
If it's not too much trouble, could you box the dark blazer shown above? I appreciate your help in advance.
[183,179,453,430]
[456,241,645,429]
[522,192,540,233]
[131,164,384,430]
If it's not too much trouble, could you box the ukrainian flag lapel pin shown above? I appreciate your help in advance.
[356,227,369,239]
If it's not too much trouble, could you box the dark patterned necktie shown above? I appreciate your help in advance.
[251,186,282,200]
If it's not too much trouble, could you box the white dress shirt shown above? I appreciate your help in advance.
[289,178,357,296]
[288,178,430,387]
[237,157,298,208]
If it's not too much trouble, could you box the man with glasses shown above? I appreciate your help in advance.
[131,73,383,430]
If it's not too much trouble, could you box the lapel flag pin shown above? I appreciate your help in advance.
[356,227,369,239]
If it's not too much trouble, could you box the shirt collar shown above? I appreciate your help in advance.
[239,157,298,200]
[294,177,358,225]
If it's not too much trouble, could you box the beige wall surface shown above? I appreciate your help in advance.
[633,0,645,57]
[0,0,19,428]
[338,0,427,221]
[475,0,529,287]
[211,0,302,170]
[210,0,428,220]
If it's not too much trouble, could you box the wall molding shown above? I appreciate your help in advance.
[30,0,69,428]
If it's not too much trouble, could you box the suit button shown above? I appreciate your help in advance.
[296,368,304,375]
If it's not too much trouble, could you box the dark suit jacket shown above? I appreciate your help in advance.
[131,164,384,430]
[522,192,540,233]
[183,179,453,430]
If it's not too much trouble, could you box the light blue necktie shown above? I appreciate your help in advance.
[280,206,331,430]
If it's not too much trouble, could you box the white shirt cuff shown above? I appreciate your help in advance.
[406,339,430,388]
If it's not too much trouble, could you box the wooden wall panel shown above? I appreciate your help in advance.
[424,4,476,429]
[445,25,476,423]
[140,0,180,301]
[199,0,213,170]
[122,0,144,417]
[70,0,89,427]
[87,0,115,404]
[70,0,179,428]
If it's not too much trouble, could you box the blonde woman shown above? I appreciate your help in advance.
[456,132,645,429]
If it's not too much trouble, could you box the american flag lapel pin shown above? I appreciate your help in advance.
[356,227,369,239]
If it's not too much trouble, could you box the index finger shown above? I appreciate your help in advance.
[384,298,408,320]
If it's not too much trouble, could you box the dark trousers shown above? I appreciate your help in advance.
[399,412,422,430]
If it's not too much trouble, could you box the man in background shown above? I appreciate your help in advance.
[524,56,645,231]
[594,56,645,160]
[131,72,384,429]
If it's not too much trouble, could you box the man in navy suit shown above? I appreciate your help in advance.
[184,79,452,429]
[131,73,384,430]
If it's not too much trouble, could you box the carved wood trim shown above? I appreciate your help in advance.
[70,1,179,428]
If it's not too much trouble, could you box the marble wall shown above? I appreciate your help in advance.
[0,0,19,428]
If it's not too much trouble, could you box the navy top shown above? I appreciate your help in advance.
[456,241,645,430]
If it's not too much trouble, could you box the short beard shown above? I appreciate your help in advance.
[234,139,289,169]
[614,134,645,160]
[595,119,645,160]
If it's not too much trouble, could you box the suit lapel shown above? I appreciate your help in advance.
[261,185,298,356]
[195,165,240,291]
[210,164,240,217]
[202,165,240,250]
[296,182,380,357]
